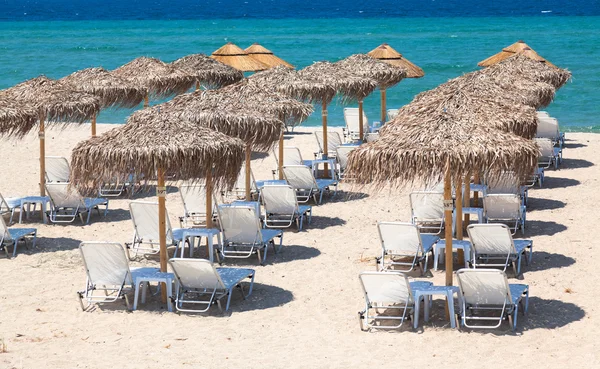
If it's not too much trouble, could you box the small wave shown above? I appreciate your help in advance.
[541,10,552,13]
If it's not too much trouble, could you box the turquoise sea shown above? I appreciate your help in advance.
[0,15,598,131]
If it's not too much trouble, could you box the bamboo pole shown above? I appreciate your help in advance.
[91,114,97,137]
[473,172,480,207]
[143,94,149,108]
[39,115,46,197]
[380,89,387,123]
[205,169,213,228]
[157,167,168,302]
[322,103,329,178]
[358,99,364,143]
[245,145,252,200]
[464,172,471,231]
[444,164,453,286]
[455,175,464,265]
[278,131,284,180]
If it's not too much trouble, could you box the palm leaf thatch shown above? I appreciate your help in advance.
[211,42,269,72]
[71,115,245,193]
[478,40,557,68]
[480,54,571,90]
[59,67,148,108]
[112,57,195,99]
[0,98,39,137]
[0,76,100,124]
[170,54,244,88]
[346,112,539,190]
[297,61,378,103]
[129,95,285,151]
[248,65,336,104]
[245,43,294,69]
[335,54,407,89]
[367,43,425,78]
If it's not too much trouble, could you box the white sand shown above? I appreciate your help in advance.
[0,124,598,368]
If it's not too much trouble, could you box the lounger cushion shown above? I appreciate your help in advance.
[297,205,311,215]
[420,234,440,253]
[513,240,532,254]
[261,229,283,243]
[83,198,108,208]
[315,179,337,190]
[509,284,528,305]
[216,267,254,289]
[7,228,36,240]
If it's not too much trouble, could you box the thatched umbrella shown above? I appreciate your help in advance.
[478,40,557,68]
[59,67,148,137]
[335,54,407,141]
[71,114,245,275]
[245,43,294,69]
[211,42,269,72]
[368,43,425,121]
[0,98,39,138]
[0,76,100,196]
[112,57,195,106]
[480,54,571,90]
[346,112,539,285]
[170,53,244,90]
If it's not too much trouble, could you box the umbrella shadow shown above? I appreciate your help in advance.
[526,197,566,211]
[220,244,321,267]
[539,177,580,189]
[21,235,82,255]
[327,190,370,203]
[251,151,270,160]
[559,158,594,169]
[528,251,576,272]
[523,220,567,237]
[563,142,587,149]
[307,215,347,230]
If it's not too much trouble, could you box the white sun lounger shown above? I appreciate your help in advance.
[169,258,255,313]
[129,201,188,257]
[98,174,137,197]
[335,145,356,179]
[343,107,369,142]
[283,165,337,204]
[260,184,312,230]
[217,204,283,265]
[456,268,529,331]
[314,130,343,159]
[387,108,399,121]
[409,191,446,234]
[467,224,533,276]
[485,172,528,205]
[483,194,526,235]
[377,222,439,274]
[0,214,36,258]
[0,192,23,225]
[535,137,562,170]
[179,184,216,228]
[45,156,70,183]
[536,115,564,147]
[45,183,108,224]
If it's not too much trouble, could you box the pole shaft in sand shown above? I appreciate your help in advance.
[39,114,46,197]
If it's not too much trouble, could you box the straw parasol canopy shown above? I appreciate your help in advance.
[335,54,407,90]
[170,54,244,88]
[245,43,294,69]
[211,42,269,72]
[0,98,42,138]
[478,40,557,68]
[367,43,424,78]
[480,54,571,90]
[112,57,195,99]
[59,67,147,109]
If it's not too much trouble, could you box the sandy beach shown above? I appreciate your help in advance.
[0,123,598,368]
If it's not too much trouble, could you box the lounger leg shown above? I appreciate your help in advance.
[12,240,18,257]
[86,209,92,224]
[133,279,141,311]
[413,294,421,329]
[433,247,440,271]
[225,289,233,311]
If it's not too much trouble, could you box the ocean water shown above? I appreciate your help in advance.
[0,1,598,131]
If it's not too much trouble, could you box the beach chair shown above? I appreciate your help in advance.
[376,222,439,274]
[483,194,526,235]
[98,174,137,197]
[537,111,565,146]
[365,132,379,142]
[282,165,338,204]
[169,258,255,313]
[45,156,70,183]
[45,183,108,224]
[485,172,528,205]
[536,116,564,147]
[535,138,562,170]
[227,163,261,200]
[0,214,36,258]
[387,108,399,121]
[467,224,533,276]
[456,268,529,331]
[358,271,432,331]
[314,131,343,159]
[77,241,160,311]
[217,203,283,264]
[335,145,356,179]
[343,107,369,142]
[260,184,312,230]
[129,201,186,257]
[409,191,446,234]
[0,192,23,225]
[179,184,216,228]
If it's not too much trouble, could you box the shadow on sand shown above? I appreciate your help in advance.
[526,197,566,211]
[524,220,567,237]
[539,177,580,189]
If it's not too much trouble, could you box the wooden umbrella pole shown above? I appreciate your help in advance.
[157,167,168,302]
[143,94,149,108]
[205,169,213,228]
[195,81,200,91]
[464,173,471,232]
[455,175,464,266]
[322,103,329,178]
[473,171,480,207]
[245,145,252,201]
[91,113,97,137]
[380,89,387,123]
[39,115,46,197]
[358,99,364,143]
[444,164,454,286]
[278,131,284,180]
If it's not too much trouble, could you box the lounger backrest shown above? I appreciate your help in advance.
[169,258,225,290]
[359,271,413,305]
[283,165,316,190]
[0,192,11,215]
[387,108,399,121]
[365,132,379,142]
[261,185,297,215]
[467,224,516,255]
[410,192,444,221]
[456,268,512,306]
[378,222,423,255]
[335,146,356,172]
[45,156,71,183]
[534,138,555,158]
[79,242,133,286]
[314,131,342,153]
[0,215,10,240]
[218,204,261,244]
[486,172,520,194]
[343,107,369,133]
[129,201,174,244]
[483,194,521,220]
[231,164,256,194]
[536,117,559,139]
[46,183,84,208]
[536,111,550,119]
[180,184,210,216]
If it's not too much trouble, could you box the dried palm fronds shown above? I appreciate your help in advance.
[480,54,571,89]
[335,54,407,89]
[0,98,39,137]
[478,40,557,68]
[245,43,294,69]
[171,54,244,88]
[367,43,424,78]
[211,42,269,72]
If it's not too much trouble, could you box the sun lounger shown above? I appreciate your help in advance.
[483,194,526,235]
[169,258,255,313]
[98,174,137,197]
[314,130,343,159]
[456,268,529,331]
[0,192,23,225]
[0,215,36,258]
[535,138,562,170]
[45,183,108,224]
[260,184,312,230]
[467,224,533,276]
[335,145,356,179]
[45,156,70,183]
[387,108,399,121]
[485,172,528,205]
[343,107,369,142]
[179,184,216,228]
[536,114,564,148]
[376,222,439,274]
[129,201,188,257]
[283,165,337,204]
[409,191,445,234]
